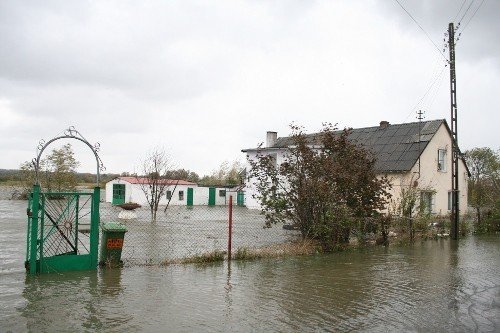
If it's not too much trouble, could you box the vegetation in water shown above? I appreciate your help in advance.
[162,250,226,265]
[464,147,500,233]
[248,123,392,250]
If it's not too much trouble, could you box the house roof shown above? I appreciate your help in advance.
[243,119,451,173]
[117,176,197,186]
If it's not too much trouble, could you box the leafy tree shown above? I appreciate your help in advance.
[200,161,244,186]
[248,123,391,249]
[464,147,500,226]
[165,168,200,183]
[137,148,173,222]
[44,143,80,192]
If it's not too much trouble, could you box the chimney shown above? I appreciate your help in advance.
[379,121,390,129]
[266,131,277,147]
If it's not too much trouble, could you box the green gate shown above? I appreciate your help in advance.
[26,185,100,274]
[112,184,125,205]
[25,127,105,275]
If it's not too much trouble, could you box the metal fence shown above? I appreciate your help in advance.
[99,196,301,265]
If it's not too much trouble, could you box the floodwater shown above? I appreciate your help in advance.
[1,193,499,332]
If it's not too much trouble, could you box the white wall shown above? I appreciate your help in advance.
[105,179,196,206]
[105,180,238,206]
[244,149,287,210]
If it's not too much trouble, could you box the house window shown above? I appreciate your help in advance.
[438,149,447,172]
[420,191,435,214]
[179,191,184,200]
[166,190,172,200]
[219,190,226,197]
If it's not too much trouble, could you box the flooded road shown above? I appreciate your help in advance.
[1,198,499,332]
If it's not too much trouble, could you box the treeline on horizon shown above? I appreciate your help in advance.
[0,166,244,187]
[0,168,120,185]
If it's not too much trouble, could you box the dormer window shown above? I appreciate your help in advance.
[438,149,447,172]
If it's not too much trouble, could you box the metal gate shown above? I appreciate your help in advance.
[26,186,100,274]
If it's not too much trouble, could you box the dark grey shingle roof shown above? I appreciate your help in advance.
[270,119,446,173]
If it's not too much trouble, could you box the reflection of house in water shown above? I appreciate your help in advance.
[105,176,245,206]
[242,119,469,216]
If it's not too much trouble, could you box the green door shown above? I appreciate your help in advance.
[208,187,216,206]
[187,188,194,206]
[112,184,125,205]
[237,191,245,206]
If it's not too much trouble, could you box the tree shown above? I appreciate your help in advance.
[199,161,244,186]
[44,143,80,192]
[165,168,200,183]
[248,123,391,249]
[137,148,173,222]
[18,143,80,197]
[464,147,500,225]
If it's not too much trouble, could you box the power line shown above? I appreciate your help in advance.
[393,0,448,62]
[460,0,486,34]
[426,67,447,110]
[457,0,477,26]
[454,0,468,22]
[402,64,447,123]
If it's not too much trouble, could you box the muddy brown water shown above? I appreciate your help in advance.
[1,197,499,332]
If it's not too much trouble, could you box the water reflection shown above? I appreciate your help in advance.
[21,269,131,332]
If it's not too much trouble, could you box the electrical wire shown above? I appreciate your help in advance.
[402,64,448,123]
[457,0,477,27]
[454,0,468,22]
[393,0,448,62]
[426,67,447,112]
[459,0,486,35]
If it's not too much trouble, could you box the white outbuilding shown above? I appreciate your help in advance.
[105,176,244,206]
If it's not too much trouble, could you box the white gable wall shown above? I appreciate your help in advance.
[385,123,468,216]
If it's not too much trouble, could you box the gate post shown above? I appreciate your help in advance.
[29,184,41,274]
[89,186,101,267]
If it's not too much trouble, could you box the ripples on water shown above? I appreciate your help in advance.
[0,197,499,332]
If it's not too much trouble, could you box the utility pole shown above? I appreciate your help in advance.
[448,22,459,240]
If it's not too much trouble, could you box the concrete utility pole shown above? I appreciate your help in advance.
[448,22,459,240]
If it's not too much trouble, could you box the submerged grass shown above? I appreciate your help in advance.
[233,239,322,260]
[161,250,226,265]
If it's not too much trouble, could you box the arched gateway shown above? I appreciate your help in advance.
[26,127,105,274]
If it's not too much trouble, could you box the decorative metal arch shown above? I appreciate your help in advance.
[33,126,105,186]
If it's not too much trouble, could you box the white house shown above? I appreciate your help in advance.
[242,119,469,216]
[105,176,244,206]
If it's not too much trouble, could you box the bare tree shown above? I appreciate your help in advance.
[137,148,173,222]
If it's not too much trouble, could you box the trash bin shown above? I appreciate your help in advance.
[99,222,127,268]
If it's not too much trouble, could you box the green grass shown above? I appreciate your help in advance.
[162,250,226,265]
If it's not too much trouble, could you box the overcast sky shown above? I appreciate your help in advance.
[1,0,498,176]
